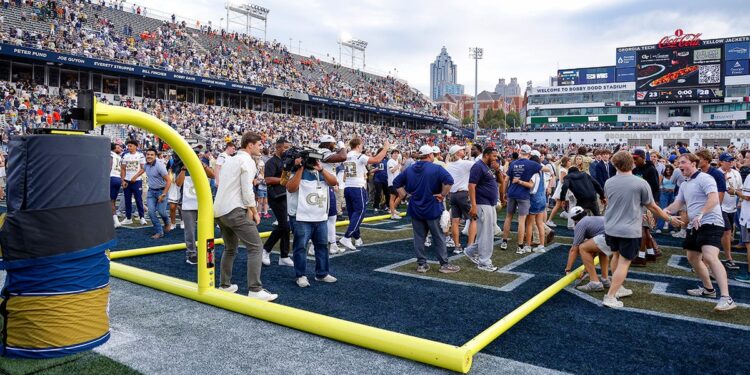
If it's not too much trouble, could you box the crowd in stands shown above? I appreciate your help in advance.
[0,80,455,156]
[0,0,443,116]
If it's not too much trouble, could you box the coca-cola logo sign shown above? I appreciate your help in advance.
[658,29,702,49]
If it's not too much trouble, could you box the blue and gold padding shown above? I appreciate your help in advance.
[0,134,115,358]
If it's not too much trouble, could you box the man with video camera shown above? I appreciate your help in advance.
[263,137,293,267]
[286,149,340,288]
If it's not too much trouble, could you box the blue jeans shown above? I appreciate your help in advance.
[123,180,144,219]
[146,188,170,235]
[657,190,675,230]
[290,217,330,279]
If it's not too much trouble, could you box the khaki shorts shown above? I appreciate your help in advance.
[592,234,612,256]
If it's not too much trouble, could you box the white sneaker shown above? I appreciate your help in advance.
[248,289,278,302]
[546,220,557,228]
[315,274,337,283]
[532,245,546,253]
[113,214,121,228]
[615,286,633,298]
[354,238,364,247]
[339,237,356,250]
[390,213,402,220]
[445,237,456,248]
[121,218,133,225]
[494,224,502,236]
[714,296,737,311]
[272,220,278,226]
[461,225,469,236]
[296,276,310,288]
[424,237,432,247]
[278,257,294,266]
[672,229,686,238]
[218,284,238,293]
[329,242,340,255]
[560,211,569,219]
[140,217,148,225]
[602,295,623,308]
[500,241,508,250]
[180,221,185,229]
[307,243,315,256]
[262,250,271,266]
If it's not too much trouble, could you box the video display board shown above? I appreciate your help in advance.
[557,66,615,86]
[635,45,724,104]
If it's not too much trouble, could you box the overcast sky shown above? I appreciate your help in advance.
[152,0,750,96]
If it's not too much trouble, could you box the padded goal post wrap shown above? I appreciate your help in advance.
[0,134,115,358]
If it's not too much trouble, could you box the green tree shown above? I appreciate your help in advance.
[462,115,474,125]
[481,108,505,129]
[506,111,522,128]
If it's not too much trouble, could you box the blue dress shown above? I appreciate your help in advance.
[530,172,547,215]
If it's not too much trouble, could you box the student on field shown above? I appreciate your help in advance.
[664,153,736,311]
[602,151,680,309]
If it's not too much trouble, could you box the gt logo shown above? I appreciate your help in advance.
[306,193,327,208]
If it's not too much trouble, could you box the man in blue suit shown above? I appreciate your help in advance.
[593,149,615,190]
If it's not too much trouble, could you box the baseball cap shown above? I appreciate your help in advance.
[419,145,434,156]
[432,146,440,154]
[530,150,541,158]
[668,154,678,163]
[319,135,336,143]
[632,149,646,158]
[520,145,532,154]
[448,145,463,155]
[569,206,587,222]
[719,152,735,162]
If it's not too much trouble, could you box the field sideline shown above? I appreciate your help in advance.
[1,210,749,374]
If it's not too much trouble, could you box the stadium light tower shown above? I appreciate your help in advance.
[339,38,368,69]
[225,2,270,40]
[469,47,483,139]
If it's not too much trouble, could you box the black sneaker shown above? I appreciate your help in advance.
[186,255,198,265]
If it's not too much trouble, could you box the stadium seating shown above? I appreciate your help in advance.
[0,1,443,116]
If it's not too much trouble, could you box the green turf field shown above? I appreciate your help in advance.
[0,352,139,375]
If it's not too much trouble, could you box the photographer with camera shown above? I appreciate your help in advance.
[287,151,340,288]
[263,137,293,267]
[339,138,390,251]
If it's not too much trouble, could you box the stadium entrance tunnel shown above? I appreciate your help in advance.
[95,100,590,373]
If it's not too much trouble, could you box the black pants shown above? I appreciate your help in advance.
[372,181,389,210]
[578,199,600,216]
[264,197,290,258]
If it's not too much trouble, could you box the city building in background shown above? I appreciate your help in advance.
[430,46,464,100]
[494,78,521,97]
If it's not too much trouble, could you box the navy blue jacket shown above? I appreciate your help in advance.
[392,161,453,221]
[592,161,616,190]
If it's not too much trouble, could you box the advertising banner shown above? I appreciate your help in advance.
[726,41,750,61]
[725,59,749,76]
[616,51,637,68]
[616,67,636,82]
